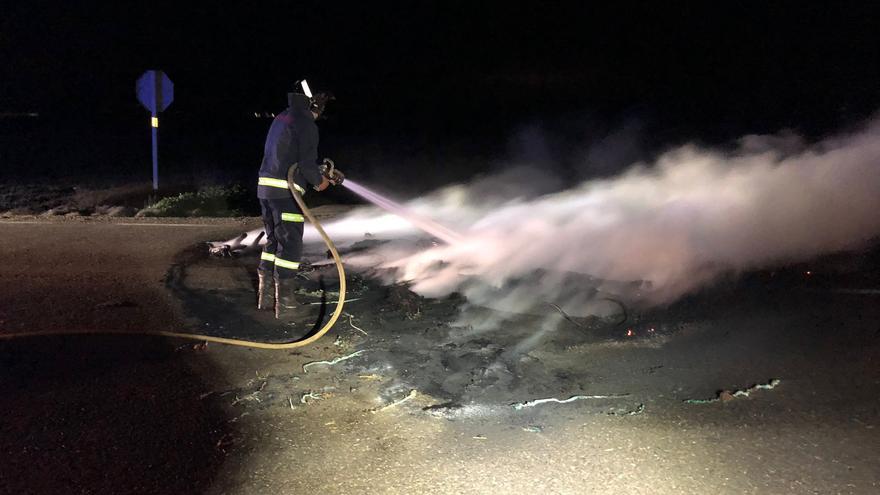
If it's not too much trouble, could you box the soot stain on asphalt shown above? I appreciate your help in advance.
[173,242,879,423]
[166,243,670,415]
[164,244,328,343]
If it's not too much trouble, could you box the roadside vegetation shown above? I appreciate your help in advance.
[140,185,248,217]
[0,181,256,218]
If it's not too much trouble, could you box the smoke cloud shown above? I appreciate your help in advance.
[239,117,880,319]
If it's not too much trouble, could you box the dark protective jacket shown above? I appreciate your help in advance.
[257,94,324,199]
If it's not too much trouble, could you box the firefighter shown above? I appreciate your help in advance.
[256,80,335,318]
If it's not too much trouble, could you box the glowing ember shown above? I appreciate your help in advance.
[625,329,634,337]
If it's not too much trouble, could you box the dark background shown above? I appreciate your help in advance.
[2,1,879,194]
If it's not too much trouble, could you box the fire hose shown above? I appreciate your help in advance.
[0,164,346,350]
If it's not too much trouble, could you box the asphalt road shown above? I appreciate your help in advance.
[0,217,255,334]
[1,217,878,494]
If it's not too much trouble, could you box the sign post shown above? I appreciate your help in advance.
[136,70,174,190]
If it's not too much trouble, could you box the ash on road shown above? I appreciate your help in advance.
[1,216,879,494]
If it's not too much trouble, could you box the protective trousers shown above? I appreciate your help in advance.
[259,197,305,278]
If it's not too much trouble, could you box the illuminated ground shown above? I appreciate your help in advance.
[1,215,878,494]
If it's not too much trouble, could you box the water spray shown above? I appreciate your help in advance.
[320,158,462,245]
[341,178,463,245]
[319,159,463,242]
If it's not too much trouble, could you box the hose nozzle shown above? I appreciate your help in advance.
[319,158,345,186]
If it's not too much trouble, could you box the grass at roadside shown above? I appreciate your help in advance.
[141,184,249,217]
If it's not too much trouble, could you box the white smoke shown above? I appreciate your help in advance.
[326,117,880,316]
[220,118,880,318]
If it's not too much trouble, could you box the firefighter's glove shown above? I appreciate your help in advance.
[314,177,331,192]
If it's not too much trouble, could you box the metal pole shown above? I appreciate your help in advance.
[152,70,162,191]
[151,111,158,190]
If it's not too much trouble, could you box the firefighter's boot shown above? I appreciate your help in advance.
[256,270,274,310]
[274,275,300,320]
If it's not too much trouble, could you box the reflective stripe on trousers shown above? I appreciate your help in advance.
[259,197,305,278]
[281,212,304,222]
[274,257,300,270]
[261,251,299,270]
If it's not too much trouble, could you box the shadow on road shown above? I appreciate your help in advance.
[0,336,236,494]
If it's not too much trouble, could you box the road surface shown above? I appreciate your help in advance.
[1,216,878,494]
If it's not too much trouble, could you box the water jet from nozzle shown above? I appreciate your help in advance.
[342,179,463,245]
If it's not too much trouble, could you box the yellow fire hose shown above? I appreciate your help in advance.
[0,165,346,349]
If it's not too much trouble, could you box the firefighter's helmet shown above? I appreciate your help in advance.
[295,79,335,119]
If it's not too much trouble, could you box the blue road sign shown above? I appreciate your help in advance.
[136,70,174,113]
[136,70,174,190]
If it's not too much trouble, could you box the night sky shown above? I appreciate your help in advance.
[2,2,879,187]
